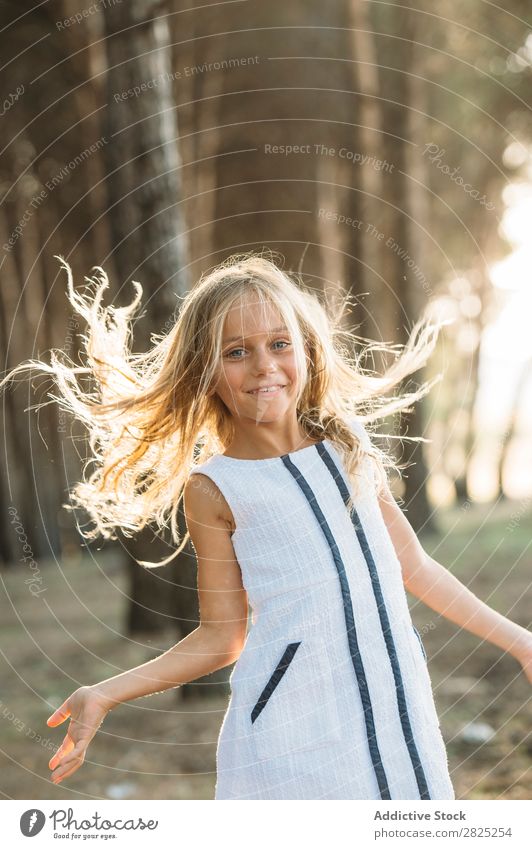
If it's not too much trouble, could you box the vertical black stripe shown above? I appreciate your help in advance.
[316,442,431,800]
[281,454,391,800]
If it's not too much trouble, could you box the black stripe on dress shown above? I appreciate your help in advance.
[281,454,391,800]
[316,442,431,800]
[251,642,302,724]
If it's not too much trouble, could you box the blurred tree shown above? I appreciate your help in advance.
[346,0,395,343]
[497,355,532,499]
[0,0,109,563]
[102,0,193,641]
[410,0,532,504]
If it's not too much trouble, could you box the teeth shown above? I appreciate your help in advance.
[250,385,282,394]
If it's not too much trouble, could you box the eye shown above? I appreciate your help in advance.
[224,339,291,359]
[225,347,245,359]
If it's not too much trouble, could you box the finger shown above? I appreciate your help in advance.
[47,704,71,727]
[50,746,85,783]
[48,735,75,770]
[51,760,82,785]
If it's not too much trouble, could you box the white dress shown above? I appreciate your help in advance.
[188,421,455,800]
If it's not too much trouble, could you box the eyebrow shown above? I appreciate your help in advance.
[222,325,289,345]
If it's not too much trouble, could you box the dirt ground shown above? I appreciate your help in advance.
[1,498,530,801]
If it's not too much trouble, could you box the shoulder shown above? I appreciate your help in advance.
[348,417,372,451]
[184,472,235,534]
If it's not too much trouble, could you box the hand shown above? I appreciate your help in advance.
[46,685,112,786]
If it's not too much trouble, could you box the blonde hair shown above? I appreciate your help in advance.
[1,250,446,568]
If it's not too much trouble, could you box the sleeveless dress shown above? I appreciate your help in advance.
[188,421,455,801]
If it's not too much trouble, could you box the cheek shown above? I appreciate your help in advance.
[216,361,245,392]
[283,354,301,383]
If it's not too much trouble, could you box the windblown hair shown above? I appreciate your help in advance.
[1,250,447,568]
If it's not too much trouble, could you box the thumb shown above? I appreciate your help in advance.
[47,702,71,727]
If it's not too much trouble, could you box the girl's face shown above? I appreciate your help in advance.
[212,297,301,422]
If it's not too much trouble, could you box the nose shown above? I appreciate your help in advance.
[251,346,276,375]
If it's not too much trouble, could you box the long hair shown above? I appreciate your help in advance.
[0,250,447,568]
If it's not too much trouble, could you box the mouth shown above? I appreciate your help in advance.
[246,384,286,397]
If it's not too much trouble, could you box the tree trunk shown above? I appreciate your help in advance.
[496,356,532,500]
[380,1,436,532]
[345,0,394,343]
[103,1,191,638]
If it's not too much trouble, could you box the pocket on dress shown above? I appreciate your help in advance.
[250,638,342,761]
[412,625,428,662]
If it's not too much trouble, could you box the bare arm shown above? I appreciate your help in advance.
[377,480,532,680]
[91,475,248,708]
[46,475,248,785]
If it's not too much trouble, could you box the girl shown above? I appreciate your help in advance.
[4,252,531,799]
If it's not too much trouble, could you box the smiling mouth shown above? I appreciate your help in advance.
[247,385,286,395]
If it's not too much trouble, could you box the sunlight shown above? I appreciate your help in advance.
[473,177,532,499]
